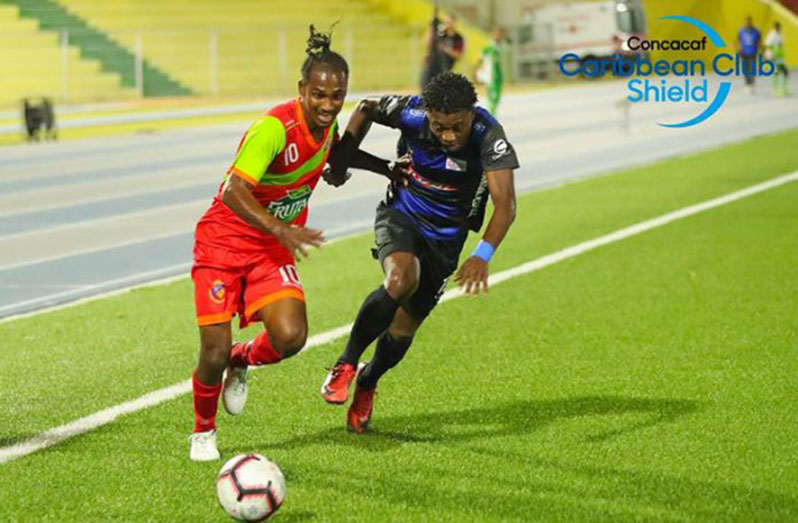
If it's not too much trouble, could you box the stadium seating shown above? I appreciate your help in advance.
[0,3,135,108]
[41,0,425,96]
[1,0,491,106]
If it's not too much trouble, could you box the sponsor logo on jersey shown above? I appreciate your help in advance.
[445,157,466,172]
[209,280,226,304]
[268,185,312,222]
[491,139,509,161]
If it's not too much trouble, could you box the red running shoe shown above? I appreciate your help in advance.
[320,362,356,404]
[347,363,375,434]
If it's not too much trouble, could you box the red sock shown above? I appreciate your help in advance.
[229,330,282,368]
[192,371,221,433]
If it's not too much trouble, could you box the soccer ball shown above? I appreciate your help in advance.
[216,453,286,521]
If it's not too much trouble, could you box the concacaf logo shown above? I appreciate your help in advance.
[209,280,226,304]
[268,185,312,222]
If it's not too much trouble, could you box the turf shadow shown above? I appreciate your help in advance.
[316,452,798,521]
[238,397,798,519]
[263,395,701,453]
[378,395,701,445]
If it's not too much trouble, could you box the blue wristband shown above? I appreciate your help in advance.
[472,240,495,262]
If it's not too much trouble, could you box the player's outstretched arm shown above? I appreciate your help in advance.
[325,98,379,182]
[351,149,411,184]
[325,97,411,185]
[221,174,324,259]
[454,168,516,296]
[325,146,410,186]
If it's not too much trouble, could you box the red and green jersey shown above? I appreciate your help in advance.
[195,98,338,252]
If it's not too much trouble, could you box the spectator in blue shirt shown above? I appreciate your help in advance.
[738,16,762,93]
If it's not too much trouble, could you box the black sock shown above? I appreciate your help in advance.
[338,286,400,365]
[357,332,413,389]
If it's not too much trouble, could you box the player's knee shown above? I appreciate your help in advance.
[383,269,419,300]
[271,322,307,358]
[200,341,230,373]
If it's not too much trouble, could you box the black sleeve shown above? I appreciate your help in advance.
[372,95,414,129]
[480,125,520,172]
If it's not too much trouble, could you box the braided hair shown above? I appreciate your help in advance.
[301,24,349,81]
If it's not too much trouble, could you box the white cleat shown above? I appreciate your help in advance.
[222,366,249,416]
[189,430,220,462]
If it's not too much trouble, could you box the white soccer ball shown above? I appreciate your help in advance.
[216,453,286,521]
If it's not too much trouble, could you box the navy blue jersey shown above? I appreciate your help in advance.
[738,26,761,56]
[373,95,519,241]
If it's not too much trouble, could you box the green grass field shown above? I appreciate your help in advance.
[1,129,797,521]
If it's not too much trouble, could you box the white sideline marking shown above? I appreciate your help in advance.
[1,170,796,465]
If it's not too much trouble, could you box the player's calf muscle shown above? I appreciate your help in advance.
[387,307,422,339]
[197,343,230,384]
[196,324,232,383]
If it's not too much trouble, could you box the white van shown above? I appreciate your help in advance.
[513,0,647,78]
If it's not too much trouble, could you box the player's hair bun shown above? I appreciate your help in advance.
[300,21,348,81]
[306,25,332,56]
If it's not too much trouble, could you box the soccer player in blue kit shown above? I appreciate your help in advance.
[738,16,762,94]
[319,72,519,432]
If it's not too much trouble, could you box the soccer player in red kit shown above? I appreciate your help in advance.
[188,27,349,461]
[189,26,408,461]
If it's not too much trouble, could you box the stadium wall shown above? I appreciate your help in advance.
[642,0,798,68]
[755,0,798,68]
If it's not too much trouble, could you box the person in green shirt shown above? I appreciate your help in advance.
[476,27,506,115]
[765,21,789,96]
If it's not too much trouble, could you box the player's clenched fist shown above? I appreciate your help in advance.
[387,154,413,186]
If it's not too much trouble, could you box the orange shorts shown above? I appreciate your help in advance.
[192,242,304,327]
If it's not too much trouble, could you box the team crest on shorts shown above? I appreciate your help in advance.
[209,280,226,304]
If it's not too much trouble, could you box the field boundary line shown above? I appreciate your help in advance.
[1,170,796,465]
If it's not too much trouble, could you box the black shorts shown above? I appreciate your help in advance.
[372,203,466,319]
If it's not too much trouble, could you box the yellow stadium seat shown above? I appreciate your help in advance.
[0,4,136,108]
[51,0,425,96]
